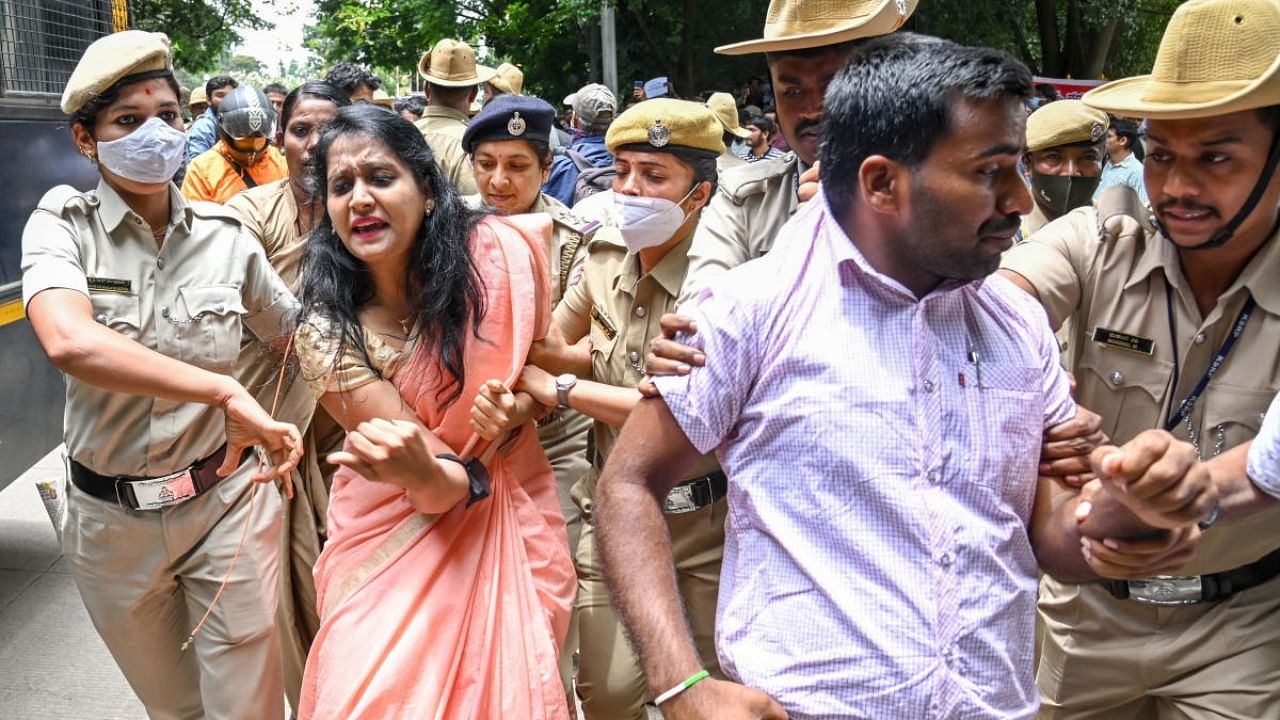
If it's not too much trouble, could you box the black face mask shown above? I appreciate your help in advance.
[1030,173,1101,218]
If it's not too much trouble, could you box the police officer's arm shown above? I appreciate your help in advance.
[318,377,470,514]
[998,210,1101,332]
[595,398,786,720]
[237,228,300,353]
[677,188,752,306]
[27,288,301,479]
[527,262,594,376]
[1204,394,1280,520]
[516,364,643,429]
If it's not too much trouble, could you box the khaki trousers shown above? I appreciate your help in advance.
[575,498,726,720]
[538,410,592,710]
[1037,575,1280,719]
[61,467,284,720]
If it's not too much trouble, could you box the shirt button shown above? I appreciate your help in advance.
[635,306,647,318]
[95,314,107,324]
[927,469,941,485]
[628,350,641,364]
[923,379,935,393]
[134,217,144,225]
[161,306,170,319]
[214,303,225,313]
[1194,332,1207,345]
[939,553,953,568]
[944,648,956,664]
[1109,371,1125,385]
[156,258,165,270]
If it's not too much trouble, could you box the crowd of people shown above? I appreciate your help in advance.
[18,0,1280,718]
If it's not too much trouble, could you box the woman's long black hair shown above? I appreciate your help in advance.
[297,103,487,406]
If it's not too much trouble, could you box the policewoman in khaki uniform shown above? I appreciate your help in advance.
[518,99,727,720]
[1002,1,1280,715]
[460,94,598,707]
[20,31,302,720]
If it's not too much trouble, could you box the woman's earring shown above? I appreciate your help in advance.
[424,199,435,216]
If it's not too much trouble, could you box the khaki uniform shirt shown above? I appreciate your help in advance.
[716,151,747,174]
[679,152,801,304]
[225,178,308,290]
[1002,207,1280,574]
[553,228,720,495]
[1019,202,1053,240]
[415,106,478,195]
[21,179,296,477]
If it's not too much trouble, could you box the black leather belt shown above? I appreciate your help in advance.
[1104,547,1280,604]
[664,471,728,514]
[69,444,247,511]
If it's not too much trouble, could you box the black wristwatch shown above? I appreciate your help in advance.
[436,453,491,507]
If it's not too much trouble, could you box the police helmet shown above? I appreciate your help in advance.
[218,86,275,139]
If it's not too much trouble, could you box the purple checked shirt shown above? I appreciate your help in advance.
[654,193,1075,719]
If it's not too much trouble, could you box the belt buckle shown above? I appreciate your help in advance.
[664,485,699,514]
[125,469,198,511]
[1126,575,1204,605]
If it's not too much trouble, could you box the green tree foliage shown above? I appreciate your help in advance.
[302,0,1178,105]
[131,0,272,73]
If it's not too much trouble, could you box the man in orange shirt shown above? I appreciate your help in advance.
[182,86,287,204]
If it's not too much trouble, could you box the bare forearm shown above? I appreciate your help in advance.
[43,316,238,407]
[568,379,642,428]
[596,471,704,693]
[1208,444,1277,521]
[1033,483,1162,583]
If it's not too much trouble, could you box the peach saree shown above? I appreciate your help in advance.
[297,215,574,719]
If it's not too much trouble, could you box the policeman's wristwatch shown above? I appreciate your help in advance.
[555,373,577,410]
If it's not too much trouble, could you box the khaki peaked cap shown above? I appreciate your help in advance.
[606,98,725,156]
[1026,100,1110,153]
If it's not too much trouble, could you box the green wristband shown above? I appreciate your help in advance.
[654,669,710,705]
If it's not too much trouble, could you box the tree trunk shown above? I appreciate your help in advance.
[1034,0,1062,75]
[1064,0,1088,77]
[679,0,696,96]
[1082,17,1119,78]
[1005,5,1038,73]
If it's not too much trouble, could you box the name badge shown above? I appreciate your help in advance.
[1092,327,1155,356]
[86,277,132,294]
[129,469,197,510]
[590,305,618,341]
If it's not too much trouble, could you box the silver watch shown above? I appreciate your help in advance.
[555,373,577,409]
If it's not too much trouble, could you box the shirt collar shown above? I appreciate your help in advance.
[611,230,694,298]
[422,105,470,124]
[1125,223,1280,317]
[94,177,191,234]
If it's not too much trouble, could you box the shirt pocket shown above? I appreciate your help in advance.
[178,284,247,373]
[89,293,141,338]
[587,307,620,379]
[1075,347,1171,443]
[964,364,1041,503]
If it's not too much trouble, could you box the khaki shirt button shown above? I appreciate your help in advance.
[134,217,143,225]
[95,314,107,324]
[214,303,225,313]
[1194,332,1207,345]
[1109,371,1124,385]
[628,350,641,364]
[161,306,170,319]
[635,306,647,318]
[156,258,165,270]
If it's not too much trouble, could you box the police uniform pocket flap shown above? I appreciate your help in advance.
[89,293,141,331]
[1076,351,1169,402]
[178,285,246,319]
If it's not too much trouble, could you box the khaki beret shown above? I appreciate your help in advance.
[606,98,726,156]
[1025,99,1110,153]
[62,30,172,115]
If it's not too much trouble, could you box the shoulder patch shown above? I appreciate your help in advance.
[719,154,797,205]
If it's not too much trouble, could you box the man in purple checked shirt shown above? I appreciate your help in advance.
[593,34,1219,720]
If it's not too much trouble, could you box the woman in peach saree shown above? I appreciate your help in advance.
[292,105,574,719]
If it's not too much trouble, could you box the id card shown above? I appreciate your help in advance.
[130,469,197,510]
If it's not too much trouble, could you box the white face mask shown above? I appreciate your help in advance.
[95,117,186,185]
[613,184,698,254]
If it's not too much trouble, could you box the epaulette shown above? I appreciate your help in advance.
[586,225,626,251]
[1094,185,1152,243]
[188,198,244,227]
[36,185,90,215]
[717,153,797,205]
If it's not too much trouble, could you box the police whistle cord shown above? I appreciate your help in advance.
[183,331,298,652]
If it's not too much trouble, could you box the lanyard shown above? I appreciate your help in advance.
[1163,285,1255,432]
